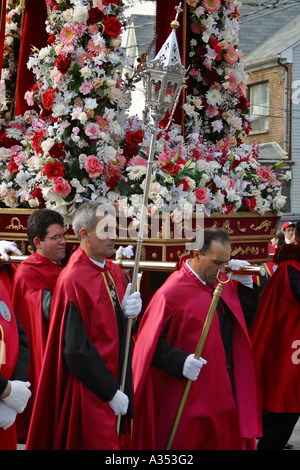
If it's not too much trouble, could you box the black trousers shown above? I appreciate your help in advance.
[257,410,300,450]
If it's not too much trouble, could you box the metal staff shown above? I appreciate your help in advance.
[165,272,232,450]
[117,129,158,435]
[0,254,266,277]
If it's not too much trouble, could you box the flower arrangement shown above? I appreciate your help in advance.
[184,0,252,143]
[0,0,288,225]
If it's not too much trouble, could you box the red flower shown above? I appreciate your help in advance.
[32,130,46,154]
[125,129,143,146]
[31,186,44,205]
[245,198,256,211]
[87,7,105,25]
[43,161,65,179]
[103,16,122,38]
[102,0,121,5]
[42,88,56,110]
[49,143,66,159]
[54,55,71,74]
[7,155,19,174]
[47,34,55,44]
[203,68,219,85]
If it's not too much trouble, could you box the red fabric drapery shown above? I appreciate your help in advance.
[15,0,48,115]
[0,0,7,79]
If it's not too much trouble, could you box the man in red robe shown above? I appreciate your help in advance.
[26,201,142,450]
[250,221,300,450]
[0,278,31,450]
[11,209,66,441]
[128,228,261,450]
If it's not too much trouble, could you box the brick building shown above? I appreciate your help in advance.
[239,5,300,220]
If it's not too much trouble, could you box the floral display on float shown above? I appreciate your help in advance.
[0,0,288,224]
[185,0,252,143]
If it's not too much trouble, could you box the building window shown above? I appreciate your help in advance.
[249,82,269,132]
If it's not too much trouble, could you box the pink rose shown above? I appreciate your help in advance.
[195,187,209,204]
[53,177,71,196]
[84,155,103,178]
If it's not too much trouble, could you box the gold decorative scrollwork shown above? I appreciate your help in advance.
[231,246,260,256]
[222,220,234,234]
[250,221,271,232]
[6,217,26,231]
[237,221,247,232]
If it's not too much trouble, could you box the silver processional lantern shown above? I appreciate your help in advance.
[144,3,187,125]
[117,3,187,435]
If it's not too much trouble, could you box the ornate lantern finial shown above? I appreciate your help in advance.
[143,2,186,125]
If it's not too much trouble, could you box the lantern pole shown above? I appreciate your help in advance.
[117,3,187,435]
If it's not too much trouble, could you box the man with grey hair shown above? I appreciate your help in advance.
[26,201,142,450]
[128,228,261,450]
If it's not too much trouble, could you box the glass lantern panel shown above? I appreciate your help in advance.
[164,81,178,104]
[150,79,161,101]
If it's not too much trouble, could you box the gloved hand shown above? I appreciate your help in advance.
[228,259,253,288]
[115,245,134,260]
[122,283,142,318]
[0,401,17,430]
[0,240,22,261]
[2,380,31,413]
[182,354,207,381]
[108,390,129,416]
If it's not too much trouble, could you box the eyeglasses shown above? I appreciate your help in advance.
[44,233,66,242]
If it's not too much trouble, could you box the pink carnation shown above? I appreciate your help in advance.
[85,122,101,139]
[84,155,103,178]
[127,156,148,167]
[79,81,93,95]
[53,177,71,196]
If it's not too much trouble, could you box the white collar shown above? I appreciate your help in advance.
[185,259,206,285]
[90,258,106,269]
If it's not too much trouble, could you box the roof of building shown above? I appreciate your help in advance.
[243,12,300,65]
[239,1,300,55]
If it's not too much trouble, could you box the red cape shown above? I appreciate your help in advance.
[249,257,300,413]
[26,247,127,450]
[10,252,62,439]
[127,262,261,450]
[0,279,19,450]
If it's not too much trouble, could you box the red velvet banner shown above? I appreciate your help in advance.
[15,0,48,115]
[0,0,7,79]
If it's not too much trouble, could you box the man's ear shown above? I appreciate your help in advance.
[79,227,89,242]
[33,236,42,251]
[192,249,201,260]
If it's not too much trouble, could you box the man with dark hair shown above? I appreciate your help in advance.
[127,228,261,450]
[26,201,142,450]
[250,220,300,450]
[10,209,66,441]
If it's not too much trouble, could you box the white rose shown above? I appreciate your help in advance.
[73,6,88,23]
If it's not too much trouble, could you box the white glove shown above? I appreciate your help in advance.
[2,380,31,413]
[182,354,207,381]
[0,401,17,430]
[115,245,134,260]
[108,390,129,416]
[0,240,22,261]
[122,283,142,318]
[228,259,253,288]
